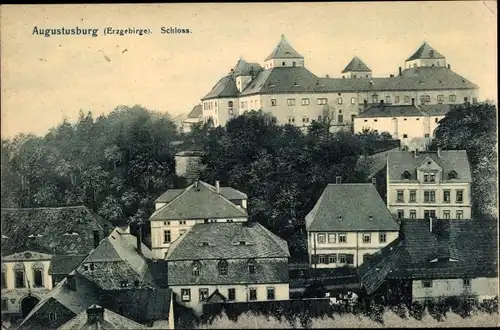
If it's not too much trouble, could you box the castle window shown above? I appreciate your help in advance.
[249,288,257,300]
[293,62,296,67]
[397,190,404,202]
[410,210,417,219]
[379,233,387,243]
[395,96,400,104]
[386,96,391,103]
[362,233,371,243]
[317,98,328,105]
[301,98,310,106]
[351,97,356,104]
[449,95,456,102]
[14,264,25,288]
[282,62,286,66]
[181,289,191,302]
[218,260,228,275]
[287,99,296,106]
[192,261,201,276]
[437,95,444,103]
[448,170,458,179]
[402,171,411,180]
[429,50,435,58]
[317,234,326,244]
[164,230,171,243]
[228,101,233,107]
[338,115,343,124]
[404,96,410,103]
[337,97,343,105]
[33,263,44,288]
[271,99,277,106]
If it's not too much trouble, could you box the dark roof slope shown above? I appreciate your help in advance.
[342,56,371,73]
[186,104,202,119]
[406,42,445,61]
[233,58,262,77]
[387,150,472,182]
[265,34,304,60]
[306,184,399,232]
[202,75,239,100]
[1,206,105,256]
[58,305,145,329]
[49,255,87,276]
[150,181,247,220]
[155,184,247,204]
[355,147,399,179]
[166,222,290,260]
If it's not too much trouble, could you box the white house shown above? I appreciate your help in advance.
[305,183,400,269]
[181,104,203,134]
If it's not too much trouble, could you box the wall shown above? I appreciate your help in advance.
[214,97,239,127]
[412,277,498,301]
[170,283,289,315]
[307,231,399,268]
[405,58,447,69]
[264,58,304,69]
[343,71,372,79]
[17,298,76,330]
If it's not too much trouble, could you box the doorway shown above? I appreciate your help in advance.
[21,295,40,318]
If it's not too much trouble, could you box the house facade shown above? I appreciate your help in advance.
[386,149,472,220]
[166,221,290,315]
[191,36,477,130]
[1,206,107,320]
[305,183,400,269]
[181,104,202,134]
[149,180,248,259]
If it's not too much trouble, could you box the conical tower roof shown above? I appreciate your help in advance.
[341,56,371,73]
[265,34,303,61]
[406,42,445,61]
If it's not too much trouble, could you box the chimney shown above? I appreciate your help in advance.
[215,180,220,194]
[399,67,402,76]
[87,304,105,324]
[93,230,100,249]
[411,98,415,106]
[447,64,450,70]
[437,147,442,158]
[136,225,142,254]
[67,272,76,291]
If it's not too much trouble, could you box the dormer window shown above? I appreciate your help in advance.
[63,231,79,236]
[192,261,201,276]
[429,50,435,58]
[402,171,411,180]
[218,260,228,275]
[448,170,458,180]
[27,234,43,238]
[200,241,210,247]
[248,259,256,274]
[120,280,128,288]
[239,241,246,246]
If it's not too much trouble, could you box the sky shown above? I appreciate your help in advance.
[1,2,497,138]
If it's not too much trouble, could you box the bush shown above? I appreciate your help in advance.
[390,303,408,319]
[478,296,498,314]
[426,298,450,322]
[409,300,426,320]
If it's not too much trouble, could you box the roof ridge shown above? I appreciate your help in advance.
[150,184,195,219]
[198,181,248,216]
[256,223,290,257]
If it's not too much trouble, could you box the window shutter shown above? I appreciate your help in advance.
[346,254,354,265]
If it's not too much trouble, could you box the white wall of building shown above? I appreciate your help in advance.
[412,277,498,301]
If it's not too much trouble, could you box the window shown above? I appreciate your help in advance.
[363,233,371,243]
[302,117,310,123]
[463,279,471,287]
[89,263,94,271]
[49,313,57,321]
[180,220,186,225]
[1,267,6,289]
[443,210,451,219]
[192,261,201,276]
[456,210,463,219]
[339,254,347,264]
[456,190,464,203]
[420,95,425,104]
[429,50,434,58]
[396,190,404,202]
[409,190,417,202]
[403,134,408,138]
[424,210,436,219]
[248,260,256,274]
[218,260,228,275]
[336,176,342,184]
[301,98,310,106]
[249,288,257,300]
[404,96,410,103]
[228,101,233,107]
[351,97,356,104]
[437,95,444,104]
[328,254,337,263]
[33,266,43,288]
[379,233,387,243]
[449,95,456,102]
[317,98,328,105]
[293,62,296,67]
[424,133,430,138]
[372,95,378,103]
[424,190,436,202]
[425,95,430,102]
[287,99,296,106]
[282,62,286,66]
[181,289,191,302]
[386,96,391,103]
[337,115,343,123]
[83,264,89,271]
[397,210,404,219]
[430,173,435,183]
[402,171,411,180]
[318,255,326,264]
[317,234,326,244]
[199,288,209,302]
[179,229,186,237]
[448,170,458,180]
[410,210,417,219]
[1,298,6,311]
[228,288,236,301]
[371,177,377,185]
[337,97,343,105]
[164,230,171,243]
[15,268,25,288]
[288,117,295,124]
[443,190,451,203]
[338,233,347,243]
[424,174,429,182]
[267,287,275,300]
[395,96,400,104]
[422,280,433,288]
[346,254,354,265]
[328,233,336,243]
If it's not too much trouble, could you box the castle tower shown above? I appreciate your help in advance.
[405,42,447,69]
[341,56,372,79]
[264,34,304,69]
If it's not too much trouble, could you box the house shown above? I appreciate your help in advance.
[305,183,400,269]
[353,103,452,151]
[199,36,478,129]
[166,221,290,315]
[386,149,472,220]
[58,304,145,329]
[1,206,108,321]
[181,104,203,134]
[17,273,99,330]
[357,218,498,304]
[150,180,248,259]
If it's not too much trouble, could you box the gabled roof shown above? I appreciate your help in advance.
[150,181,247,221]
[1,206,106,256]
[342,56,371,73]
[232,58,262,77]
[166,222,290,260]
[355,147,399,179]
[201,75,239,100]
[49,255,87,276]
[387,150,472,182]
[58,305,145,329]
[186,104,202,119]
[155,184,247,204]
[76,228,154,290]
[358,219,498,294]
[306,184,399,232]
[265,34,304,61]
[406,42,445,61]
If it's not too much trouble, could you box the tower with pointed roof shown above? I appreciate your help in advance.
[405,42,447,69]
[264,34,304,69]
[341,56,372,79]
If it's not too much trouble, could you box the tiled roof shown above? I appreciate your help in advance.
[166,222,290,260]
[305,184,399,232]
[1,206,106,256]
[58,305,145,329]
[355,147,399,179]
[202,75,239,100]
[358,219,498,294]
[342,56,371,73]
[406,42,445,61]
[150,181,247,221]
[186,104,202,119]
[265,34,304,60]
[387,150,472,182]
[49,255,87,275]
[233,58,262,77]
[155,184,247,204]
[418,104,453,116]
[19,274,99,328]
[76,228,155,290]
